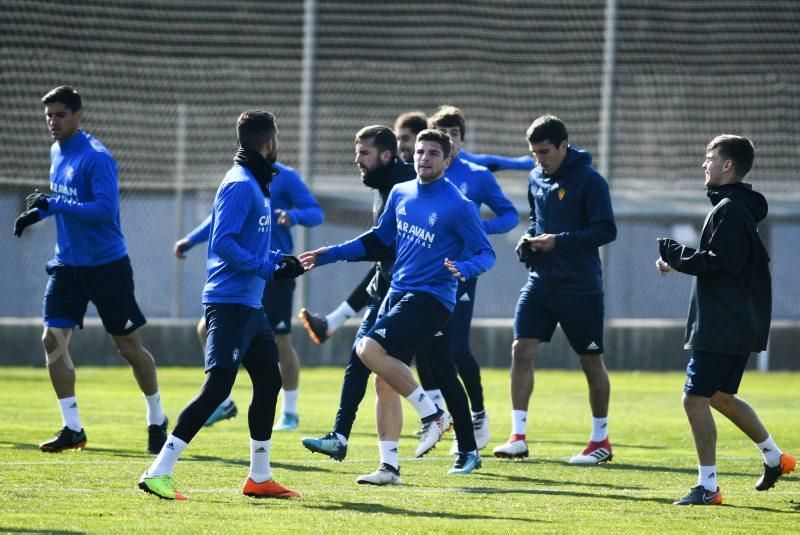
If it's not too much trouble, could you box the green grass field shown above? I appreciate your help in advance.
[1,366,798,533]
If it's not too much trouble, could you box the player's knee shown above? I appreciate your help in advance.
[511,339,535,366]
[113,335,148,363]
[196,318,207,343]
[682,392,709,412]
[709,391,734,412]
[43,328,72,368]
[374,375,392,396]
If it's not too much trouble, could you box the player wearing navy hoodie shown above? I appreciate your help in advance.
[139,111,305,501]
[494,115,617,464]
[15,86,168,456]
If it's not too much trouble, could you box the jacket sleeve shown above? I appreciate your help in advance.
[459,149,535,172]
[454,201,496,280]
[555,174,616,250]
[659,202,750,277]
[43,152,118,223]
[478,169,519,235]
[284,171,324,228]
[525,176,537,237]
[185,214,212,247]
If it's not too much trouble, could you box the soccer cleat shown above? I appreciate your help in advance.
[147,417,169,455]
[473,411,491,450]
[39,426,87,452]
[569,438,613,465]
[673,485,723,505]
[755,452,796,491]
[204,401,238,427]
[449,451,482,475]
[273,412,299,431]
[242,477,301,499]
[298,308,330,345]
[493,434,529,459]
[138,472,188,500]
[415,411,451,458]
[301,432,347,461]
[356,463,403,485]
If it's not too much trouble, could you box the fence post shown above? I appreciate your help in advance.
[172,103,187,318]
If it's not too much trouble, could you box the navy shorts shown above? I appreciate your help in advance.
[262,279,295,334]
[43,255,147,336]
[449,277,477,355]
[354,292,383,347]
[514,284,604,355]
[684,351,750,397]
[367,290,451,365]
[203,303,279,372]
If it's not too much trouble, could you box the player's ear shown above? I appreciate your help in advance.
[74,109,84,122]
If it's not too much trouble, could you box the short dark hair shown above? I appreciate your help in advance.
[526,114,568,147]
[355,125,397,157]
[394,111,428,136]
[416,129,452,159]
[236,111,277,150]
[42,85,82,113]
[706,134,755,178]
[428,105,466,139]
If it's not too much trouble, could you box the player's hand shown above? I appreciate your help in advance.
[656,257,672,276]
[14,209,41,237]
[275,210,293,228]
[174,239,192,259]
[25,189,51,211]
[515,235,535,263]
[298,247,328,270]
[274,255,306,279]
[528,233,555,252]
[444,257,465,282]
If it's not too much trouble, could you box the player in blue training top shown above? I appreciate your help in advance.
[494,115,617,464]
[175,160,323,430]
[14,86,168,456]
[139,111,306,501]
[300,129,495,479]
[417,105,518,452]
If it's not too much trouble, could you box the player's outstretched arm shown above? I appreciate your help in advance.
[298,247,329,271]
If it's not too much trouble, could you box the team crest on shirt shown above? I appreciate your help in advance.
[264,198,269,207]
[66,166,75,179]
[459,182,468,195]
[428,211,438,227]
[558,187,566,201]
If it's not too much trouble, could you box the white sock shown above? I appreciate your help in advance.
[335,432,348,446]
[144,391,166,426]
[511,410,528,436]
[248,438,272,483]
[325,301,357,332]
[221,394,234,407]
[58,396,82,432]
[281,389,298,414]
[756,435,783,467]
[698,465,718,492]
[148,435,188,477]
[406,387,438,419]
[425,389,443,407]
[590,417,608,442]
[379,441,400,470]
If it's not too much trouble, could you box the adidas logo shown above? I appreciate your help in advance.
[418,393,426,402]
[707,472,716,479]
[586,341,599,351]
[762,447,772,453]
[69,402,77,409]
[166,442,175,450]
[459,293,471,302]
[375,328,386,338]
[254,447,267,453]
[601,423,607,429]
[397,205,406,215]
[124,319,134,330]
[522,417,527,423]
[390,448,398,453]
[276,321,287,330]
[434,331,444,337]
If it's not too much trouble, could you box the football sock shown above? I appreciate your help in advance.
[755,435,783,467]
[335,433,348,446]
[698,465,718,492]
[144,391,166,426]
[248,438,272,483]
[281,389,298,414]
[472,409,486,419]
[148,434,187,477]
[590,417,609,442]
[58,396,82,432]
[425,389,443,407]
[406,387,438,419]
[326,301,357,332]
[379,440,400,470]
[511,410,528,436]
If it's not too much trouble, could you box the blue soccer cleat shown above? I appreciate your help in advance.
[301,432,347,461]
[204,401,238,427]
[273,412,299,431]
[449,451,482,475]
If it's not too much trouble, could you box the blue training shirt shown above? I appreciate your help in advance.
[459,149,534,172]
[202,163,284,308]
[318,177,496,311]
[38,129,127,266]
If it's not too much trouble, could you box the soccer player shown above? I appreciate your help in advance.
[175,160,324,430]
[14,86,168,455]
[300,125,415,479]
[494,115,616,464]
[300,129,495,479]
[657,135,795,506]
[419,105,518,451]
[139,111,305,500]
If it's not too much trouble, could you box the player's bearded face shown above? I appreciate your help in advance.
[266,134,279,164]
[414,140,450,182]
[355,139,385,177]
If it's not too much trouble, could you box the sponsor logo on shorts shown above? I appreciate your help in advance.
[124,319,135,330]
[459,293,471,302]
[434,331,444,337]
[374,328,386,338]
[586,341,599,351]
[232,348,240,362]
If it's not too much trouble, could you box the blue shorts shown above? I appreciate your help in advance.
[449,277,477,355]
[203,303,279,373]
[684,351,750,397]
[354,292,383,347]
[43,256,147,336]
[514,284,604,355]
[262,279,295,334]
[367,290,451,365]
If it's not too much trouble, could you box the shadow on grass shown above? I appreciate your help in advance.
[477,471,647,490]
[296,500,543,523]
[521,458,756,478]
[183,455,334,474]
[532,439,668,451]
[459,485,674,505]
[0,441,149,459]
[0,529,84,534]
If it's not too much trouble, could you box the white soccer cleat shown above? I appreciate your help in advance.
[415,411,451,458]
[356,463,403,485]
[473,411,490,450]
[569,438,613,465]
[492,434,529,459]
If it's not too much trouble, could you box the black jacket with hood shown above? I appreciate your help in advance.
[658,182,771,355]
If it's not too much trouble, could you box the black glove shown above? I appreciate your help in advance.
[273,255,306,280]
[26,189,51,211]
[515,236,534,264]
[14,209,42,237]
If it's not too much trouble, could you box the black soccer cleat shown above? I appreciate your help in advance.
[147,417,168,455]
[673,485,723,505]
[755,453,796,491]
[298,308,330,345]
[39,426,87,452]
